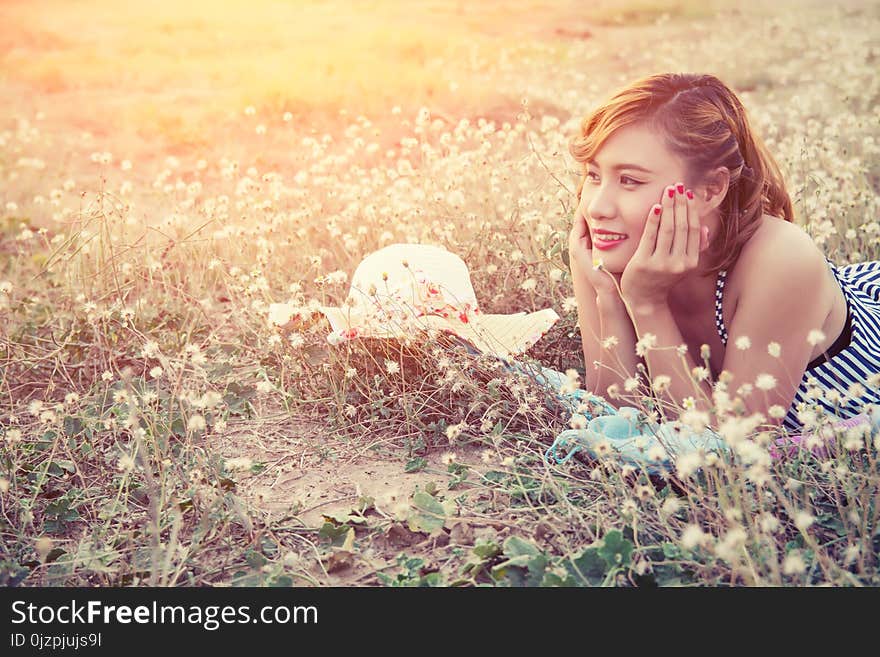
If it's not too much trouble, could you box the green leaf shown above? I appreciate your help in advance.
[598,530,633,568]
[405,457,427,473]
[491,536,549,585]
[244,549,267,569]
[406,491,447,535]
[541,571,574,587]
[502,535,542,559]
[63,416,84,437]
[318,522,351,544]
[568,546,607,582]
[662,542,682,559]
[472,542,501,560]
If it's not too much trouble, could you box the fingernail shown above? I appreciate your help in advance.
[653,205,662,215]
[667,187,675,198]
[686,189,694,200]
[676,183,685,194]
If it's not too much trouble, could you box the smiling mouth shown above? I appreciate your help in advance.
[593,234,628,250]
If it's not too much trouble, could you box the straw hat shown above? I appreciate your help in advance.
[317,243,560,360]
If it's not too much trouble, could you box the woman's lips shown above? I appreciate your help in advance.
[593,235,628,250]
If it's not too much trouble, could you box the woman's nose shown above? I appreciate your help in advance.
[586,190,615,220]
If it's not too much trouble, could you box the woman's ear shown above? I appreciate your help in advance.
[698,166,731,211]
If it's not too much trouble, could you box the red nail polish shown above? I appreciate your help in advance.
[667,188,675,198]
[686,190,694,200]
[676,184,685,194]
[653,205,662,215]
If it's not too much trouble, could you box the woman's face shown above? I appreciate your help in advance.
[576,123,691,274]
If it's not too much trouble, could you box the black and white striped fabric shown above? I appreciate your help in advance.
[715,257,880,433]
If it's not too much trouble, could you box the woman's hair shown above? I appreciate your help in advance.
[570,72,793,277]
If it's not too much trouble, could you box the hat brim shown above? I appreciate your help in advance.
[318,305,559,360]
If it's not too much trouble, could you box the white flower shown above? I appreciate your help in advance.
[624,376,640,392]
[807,329,826,346]
[187,415,206,432]
[199,391,223,409]
[767,342,781,357]
[676,452,704,479]
[843,544,860,565]
[680,409,710,433]
[782,551,807,575]
[824,389,842,405]
[384,359,400,375]
[735,336,751,350]
[736,383,754,397]
[759,513,780,534]
[268,303,296,326]
[149,366,163,379]
[755,373,777,391]
[652,375,672,393]
[768,405,787,419]
[601,336,619,349]
[847,382,866,399]
[794,511,815,531]
[445,422,466,442]
[714,526,747,563]
[3,429,22,445]
[680,524,709,551]
[520,277,537,291]
[635,333,657,357]
[660,497,681,516]
[691,366,710,382]
[647,444,667,462]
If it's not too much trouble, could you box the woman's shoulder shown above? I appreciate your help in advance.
[731,214,831,301]
[738,214,826,272]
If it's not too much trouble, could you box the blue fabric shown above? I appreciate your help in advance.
[443,334,728,472]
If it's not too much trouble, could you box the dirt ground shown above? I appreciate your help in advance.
[3,0,879,579]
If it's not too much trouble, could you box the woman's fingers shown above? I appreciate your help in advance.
[654,185,676,256]
[682,185,700,259]
[634,201,662,261]
[674,183,690,258]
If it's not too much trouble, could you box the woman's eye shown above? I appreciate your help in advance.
[586,172,642,186]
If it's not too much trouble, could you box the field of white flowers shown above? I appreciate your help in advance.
[2,0,879,586]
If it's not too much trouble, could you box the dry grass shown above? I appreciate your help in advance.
[1,0,879,587]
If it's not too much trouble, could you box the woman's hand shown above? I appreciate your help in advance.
[568,208,622,299]
[620,183,709,312]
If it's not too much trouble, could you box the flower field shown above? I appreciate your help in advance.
[1,0,879,586]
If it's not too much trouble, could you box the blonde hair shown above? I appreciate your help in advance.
[570,72,793,277]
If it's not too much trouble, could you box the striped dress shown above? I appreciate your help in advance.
[714,256,880,433]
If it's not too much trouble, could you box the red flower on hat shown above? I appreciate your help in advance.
[342,328,359,339]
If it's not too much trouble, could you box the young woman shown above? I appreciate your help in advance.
[567,72,880,434]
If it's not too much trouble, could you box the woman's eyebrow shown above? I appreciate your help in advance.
[587,158,654,173]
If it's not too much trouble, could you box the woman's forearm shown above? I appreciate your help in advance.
[570,261,642,398]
